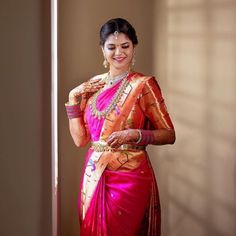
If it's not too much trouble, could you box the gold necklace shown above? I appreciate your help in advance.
[90,73,130,119]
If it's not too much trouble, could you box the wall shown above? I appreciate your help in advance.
[0,0,52,235]
[58,0,154,235]
[59,0,236,236]
[152,0,236,236]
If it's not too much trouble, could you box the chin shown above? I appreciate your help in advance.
[112,62,131,70]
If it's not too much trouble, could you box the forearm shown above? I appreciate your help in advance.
[66,77,106,147]
[106,128,175,148]
[69,118,90,147]
[65,96,90,147]
[152,129,175,145]
[135,129,175,146]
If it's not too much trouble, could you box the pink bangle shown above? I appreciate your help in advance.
[136,130,154,145]
[65,103,82,119]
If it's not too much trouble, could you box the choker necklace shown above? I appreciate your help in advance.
[90,72,130,119]
[106,71,129,88]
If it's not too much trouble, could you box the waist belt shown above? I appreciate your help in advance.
[91,140,146,152]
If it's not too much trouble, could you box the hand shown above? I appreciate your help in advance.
[69,78,105,101]
[106,130,139,148]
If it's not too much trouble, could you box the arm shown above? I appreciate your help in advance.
[139,77,175,145]
[69,119,90,147]
[106,77,175,148]
[67,95,91,147]
[66,78,105,147]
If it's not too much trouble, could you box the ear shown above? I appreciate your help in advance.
[101,46,105,56]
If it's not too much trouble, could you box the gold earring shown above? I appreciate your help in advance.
[132,57,136,66]
[103,58,109,68]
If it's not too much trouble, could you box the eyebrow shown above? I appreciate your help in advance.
[107,42,130,46]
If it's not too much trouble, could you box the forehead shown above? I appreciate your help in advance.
[104,33,132,45]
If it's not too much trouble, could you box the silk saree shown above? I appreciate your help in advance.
[78,72,174,236]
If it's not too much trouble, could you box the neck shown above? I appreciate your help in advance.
[109,66,130,78]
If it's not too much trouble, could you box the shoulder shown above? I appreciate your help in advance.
[130,72,160,87]
[130,72,163,99]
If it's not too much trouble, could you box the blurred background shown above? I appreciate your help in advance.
[1,0,236,236]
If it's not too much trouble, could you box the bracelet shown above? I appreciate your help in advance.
[136,129,142,144]
[136,130,154,145]
[65,100,80,106]
[65,102,82,119]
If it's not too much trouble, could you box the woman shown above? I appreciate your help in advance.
[65,18,175,236]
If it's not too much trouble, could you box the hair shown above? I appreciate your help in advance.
[99,18,138,46]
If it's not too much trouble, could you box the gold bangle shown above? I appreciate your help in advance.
[65,100,80,106]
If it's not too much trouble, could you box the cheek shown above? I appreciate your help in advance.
[126,48,134,57]
[104,50,114,59]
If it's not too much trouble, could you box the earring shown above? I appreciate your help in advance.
[131,57,136,67]
[103,58,109,68]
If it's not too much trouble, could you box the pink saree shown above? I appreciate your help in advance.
[78,72,174,236]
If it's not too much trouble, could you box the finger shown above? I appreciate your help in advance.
[70,89,80,97]
[91,80,106,86]
[84,84,93,92]
[90,78,102,84]
[87,82,104,88]
[109,139,120,148]
[107,131,120,142]
[98,81,106,85]
[87,83,93,88]
[89,83,105,89]
[87,86,103,93]
[106,137,114,146]
[106,134,116,145]
[85,80,105,90]
[93,84,105,88]
[109,136,122,148]
[107,131,119,139]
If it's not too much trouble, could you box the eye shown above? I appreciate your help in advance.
[107,45,115,50]
[122,45,130,49]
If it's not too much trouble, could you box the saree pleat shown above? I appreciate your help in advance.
[81,158,160,236]
[147,177,161,236]
[105,162,153,235]
[80,173,108,235]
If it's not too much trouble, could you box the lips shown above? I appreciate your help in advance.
[113,56,126,63]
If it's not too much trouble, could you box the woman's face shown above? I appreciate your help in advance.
[102,32,135,72]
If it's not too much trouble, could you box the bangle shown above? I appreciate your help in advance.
[141,130,154,145]
[65,100,80,106]
[136,130,154,145]
[136,129,142,144]
[65,102,82,119]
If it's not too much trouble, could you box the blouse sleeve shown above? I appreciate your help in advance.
[139,77,174,130]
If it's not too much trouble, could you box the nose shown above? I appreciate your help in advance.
[115,46,122,55]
